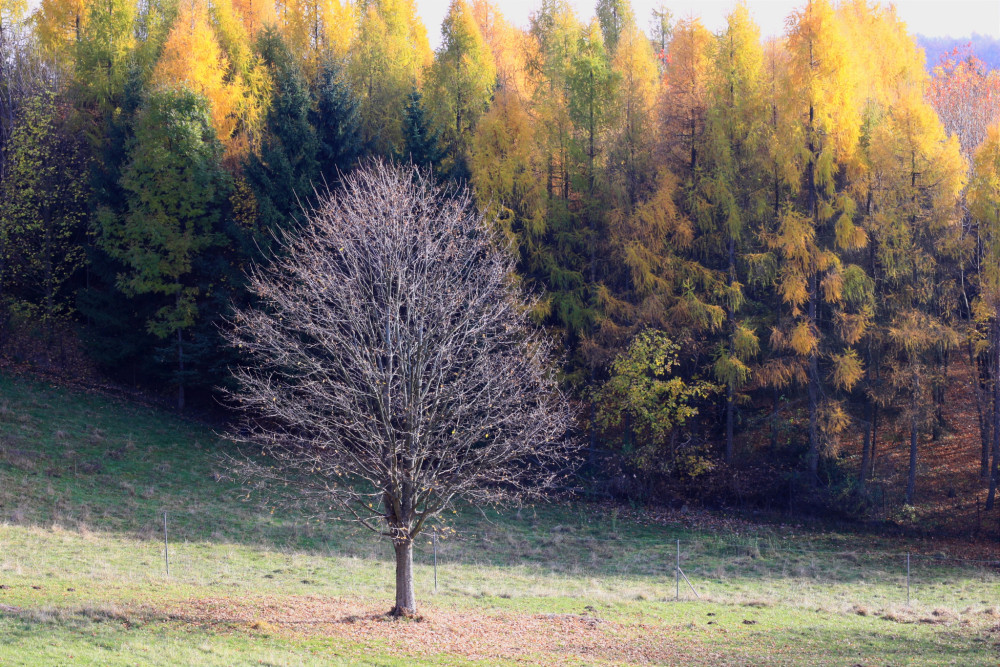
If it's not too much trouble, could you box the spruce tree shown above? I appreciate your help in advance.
[311,58,363,186]
[401,87,443,171]
[244,27,319,250]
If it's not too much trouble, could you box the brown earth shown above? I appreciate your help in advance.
[161,595,716,665]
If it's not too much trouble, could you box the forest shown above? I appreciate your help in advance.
[2,0,1000,523]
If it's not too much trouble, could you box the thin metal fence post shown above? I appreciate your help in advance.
[676,539,680,601]
[906,552,910,605]
[433,530,438,594]
[163,511,169,577]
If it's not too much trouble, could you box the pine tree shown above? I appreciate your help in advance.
[152,0,245,156]
[74,0,136,111]
[969,122,1000,508]
[348,0,432,156]
[594,0,632,56]
[469,86,547,296]
[35,0,88,64]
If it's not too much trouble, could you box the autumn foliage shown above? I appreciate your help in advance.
[3,0,1000,522]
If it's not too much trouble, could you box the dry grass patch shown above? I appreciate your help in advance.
[162,595,699,665]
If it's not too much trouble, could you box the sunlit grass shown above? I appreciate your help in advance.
[1,372,999,665]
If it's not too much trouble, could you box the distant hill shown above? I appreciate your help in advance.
[917,33,1000,71]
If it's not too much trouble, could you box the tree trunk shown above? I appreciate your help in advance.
[987,320,1000,510]
[769,386,780,452]
[859,398,872,488]
[870,402,879,480]
[725,234,736,465]
[177,327,185,412]
[807,271,819,483]
[392,540,416,616]
[972,341,992,480]
[906,384,918,506]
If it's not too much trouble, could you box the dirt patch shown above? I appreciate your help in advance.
[161,595,701,665]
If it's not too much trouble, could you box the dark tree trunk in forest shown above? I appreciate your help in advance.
[177,327,185,412]
[807,272,819,482]
[770,387,780,451]
[972,342,992,480]
[859,398,873,488]
[806,98,819,484]
[725,235,736,464]
[987,320,1000,510]
[870,402,879,479]
[906,378,919,505]
[392,540,416,616]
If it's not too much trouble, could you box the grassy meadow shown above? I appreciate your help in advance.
[0,373,998,665]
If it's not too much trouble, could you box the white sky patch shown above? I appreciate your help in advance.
[416,0,1000,48]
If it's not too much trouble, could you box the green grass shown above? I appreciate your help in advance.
[1,373,999,665]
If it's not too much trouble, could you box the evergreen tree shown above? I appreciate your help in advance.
[595,0,632,56]
[348,0,432,156]
[311,57,363,185]
[97,88,231,410]
[772,0,868,481]
[401,86,442,170]
[243,27,319,248]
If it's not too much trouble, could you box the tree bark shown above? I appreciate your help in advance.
[725,234,736,465]
[392,540,416,616]
[177,327,185,412]
[807,272,819,483]
[906,382,918,506]
[859,398,873,488]
[987,320,1000,510]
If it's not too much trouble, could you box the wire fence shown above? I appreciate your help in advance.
[401,530,1000,611]
[10,510,999,615]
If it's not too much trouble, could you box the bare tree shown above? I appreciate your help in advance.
[225,162,575,616]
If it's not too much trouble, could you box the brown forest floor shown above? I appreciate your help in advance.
[838,356,1000,547]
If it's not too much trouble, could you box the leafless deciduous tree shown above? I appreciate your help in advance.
[225,162,575,616]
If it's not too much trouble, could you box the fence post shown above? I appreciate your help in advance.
[163,511,169,577]
[906,552,910,605]
[433,530,438,594]
[676,539,680,601]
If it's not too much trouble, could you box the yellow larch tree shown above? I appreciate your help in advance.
[348,0,432,155]
[771,0,868,479]
[152,0,244,158]
[34,0,87,64]
[470,0,532,97]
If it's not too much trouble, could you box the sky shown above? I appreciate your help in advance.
[415,0,1000,48]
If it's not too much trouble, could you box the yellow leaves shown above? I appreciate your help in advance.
[820,268,842,304]
[828,350,863,391]
[35,0,87,59]
[790,321,818,357]
[779,272,807,308]
[834,213,867,251]
[152,0,244,152]
[231,0,275,37]
[834,312,867,346]
[713,354,751,389]
[282,0,354,78]
[733,323,759,360]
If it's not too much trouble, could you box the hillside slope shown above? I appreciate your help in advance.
[0,373,999,665]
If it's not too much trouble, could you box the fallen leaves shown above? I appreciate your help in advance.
[161,594,697,665]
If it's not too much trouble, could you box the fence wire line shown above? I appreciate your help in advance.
[407,532,1000,567]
